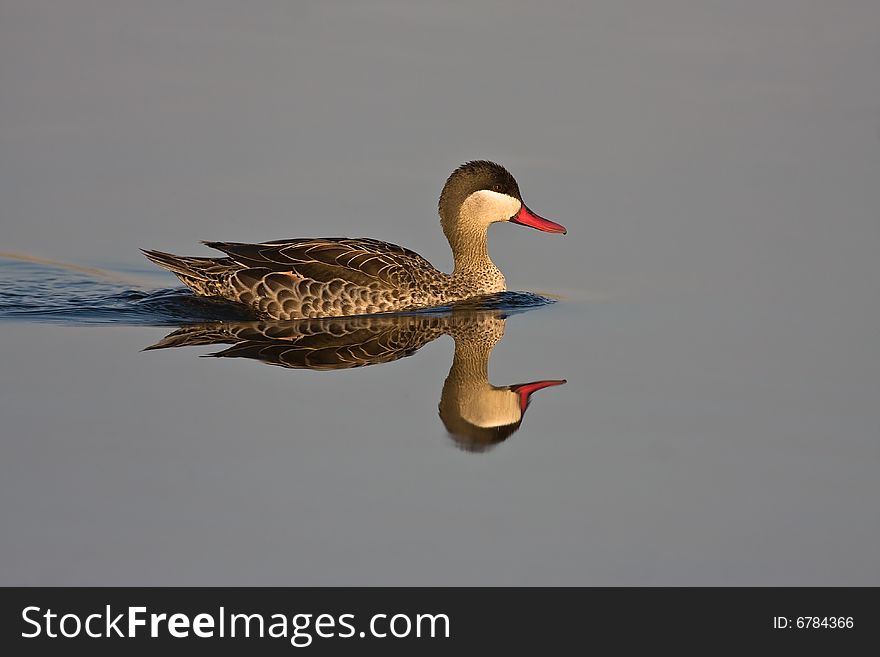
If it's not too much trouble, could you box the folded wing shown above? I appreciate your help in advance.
[203,238,435,290]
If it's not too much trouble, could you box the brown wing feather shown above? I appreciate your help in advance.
[203,238,435,289]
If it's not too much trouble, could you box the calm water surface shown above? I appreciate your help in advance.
[1,256,876,585]
[1,1,878,585]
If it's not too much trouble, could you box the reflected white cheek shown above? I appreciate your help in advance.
[460,392,522,428]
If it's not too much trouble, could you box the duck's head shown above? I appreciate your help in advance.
[440,377,566,452]
[438,161,567,242]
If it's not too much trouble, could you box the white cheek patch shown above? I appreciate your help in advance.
[460,190,522,226]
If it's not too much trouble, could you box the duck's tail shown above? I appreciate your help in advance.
[142,249,207,278]
[141,249,235,296]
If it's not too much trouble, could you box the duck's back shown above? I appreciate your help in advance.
[213,237,435,288]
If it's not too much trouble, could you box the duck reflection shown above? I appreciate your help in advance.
[147,309,565,452]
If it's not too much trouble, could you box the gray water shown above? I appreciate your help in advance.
[1,1,878,585]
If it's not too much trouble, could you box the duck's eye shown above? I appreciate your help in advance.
[491,183,503,192]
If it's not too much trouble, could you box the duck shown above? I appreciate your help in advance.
[143,160,566,320]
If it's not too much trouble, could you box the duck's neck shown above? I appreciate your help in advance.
[445,223,506,293]
[449,225,489,273]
